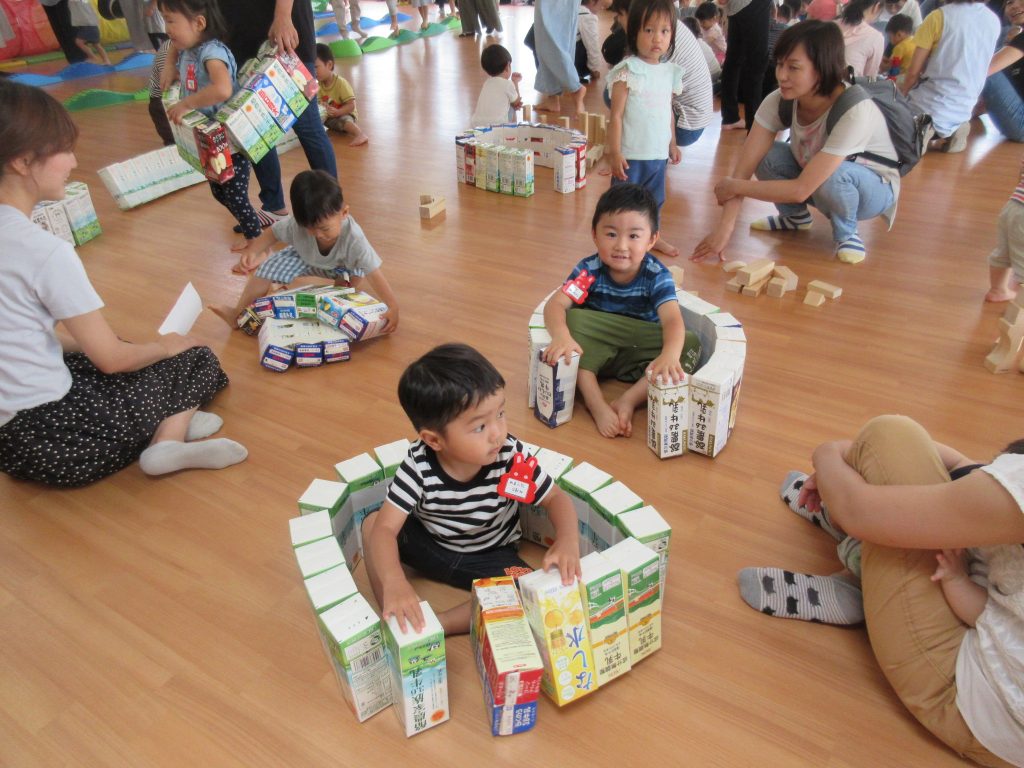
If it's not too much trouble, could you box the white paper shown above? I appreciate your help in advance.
[158,282,202,335]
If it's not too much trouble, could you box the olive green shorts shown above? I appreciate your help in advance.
[565,308,702,383]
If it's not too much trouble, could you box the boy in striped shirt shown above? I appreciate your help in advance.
[361,344,580,635]
[543,184,701,439]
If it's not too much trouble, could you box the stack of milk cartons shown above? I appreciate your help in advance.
[470,576,544,736]
[98,145,206,210]
[558,462,613,557]
[382,603,450,737]
[258,317,351,371]
[688,315,746,458]
[239,284,349,334]
[317,290,391,342]
[519,447,574,548]
[602,537,663,663]
[30,181,101,246]
[455,122,586,194]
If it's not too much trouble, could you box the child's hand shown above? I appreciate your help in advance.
[511,71,522,84]
[542,537,581,586]
[543,335,582,365]
[669,145,681,165]
[796,472,823,513]
[512,98,524,110]
[326,105,343,118]
[165,100,191,125]
[607,150,629,181]
[382,577,424,633]
[931,549,970,584]
[646,353,684,385]
[380,307,400,334]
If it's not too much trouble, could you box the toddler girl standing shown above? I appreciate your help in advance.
[159,0,263,269]
[607,0,683,257]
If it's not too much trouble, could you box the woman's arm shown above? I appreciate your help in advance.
[811,440,1024,548]
[717,148,845,205]
[989,44,1024,77]
[900,45,930,94]
[61,310,198,374]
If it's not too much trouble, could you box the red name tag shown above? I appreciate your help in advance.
[497,452,538,504]
[561,269,595,305]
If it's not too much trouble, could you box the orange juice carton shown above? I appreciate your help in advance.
[617,505,672,597]
[304,563,358,614]
[647,375,689,459]
[294,535,346,579]
[534,348,579,428]
[588,481,643,552]
[558,462,613,546]
[602,537,662,663]
[578,551,632,685]
[383,602,449,737]
[470,577,543,735]
[319,594,393,722]
[517,568,598,705]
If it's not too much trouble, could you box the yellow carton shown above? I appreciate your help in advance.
[517,568,598,705]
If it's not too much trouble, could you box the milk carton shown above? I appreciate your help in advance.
[518,569,598,705]
[297,478,349,517]
[513,148,534,197]
[470,576,543,735]
[534,448,574,481]
[304,563,358,614]
[588,481,643,552]
[240,92,285,147]
[62,182,101,245]
[289,509,333,547]
[688,356,742,457]
[553,146,576,194]
[383,602,449,737]
[578,551,632,686]
[257,319,298,371]
[475,143,490,190]
[319,594,393,722]
[534,349,579,428]
[647,375,689,459]
[318,291,390,341]
[374,438,411,479]
[294,535,346,579]
[485,145,501,192]
[498,146,515,195]
[32,198,74,243]
[334,453,387,561]
[558,462,613,544]
[244,73,297,132]
[618,506,672,597]
[255,57,308,115]
[602,537,662,663]
[527,327,552,408]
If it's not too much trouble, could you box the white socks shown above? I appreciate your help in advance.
[738,568,864,625]
[186,411,223,441]
[139,439,247,476]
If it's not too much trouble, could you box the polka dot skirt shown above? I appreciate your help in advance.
[0,347,229,488]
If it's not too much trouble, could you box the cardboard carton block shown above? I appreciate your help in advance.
[319,594,393,722]
[736,259,775,286]
[766,276,787,298]
[803,290,826,307]
[806,280,842,299]
[384,603,449,737]
[668,265,685,287]
[1004,300,1024,325]
[773,265,799,291]
[985,318,1024,373]
[722,260,747,273]
[523,104,532,122]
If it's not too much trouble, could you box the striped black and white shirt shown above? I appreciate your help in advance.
[386,435,554,553]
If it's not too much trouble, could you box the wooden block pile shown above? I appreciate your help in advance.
[985,296,1024,373]
[804,280,841,306]
[723,260,841,307]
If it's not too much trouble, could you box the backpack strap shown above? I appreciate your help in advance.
[824,84,870,134]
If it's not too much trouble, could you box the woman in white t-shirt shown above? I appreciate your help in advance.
[737,415,1024,767]
[693,20,900,265]
[0,81,246,488]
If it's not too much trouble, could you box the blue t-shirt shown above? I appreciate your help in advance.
[178,39,239,118]
[566,253,677,323]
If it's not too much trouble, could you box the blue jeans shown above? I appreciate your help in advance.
[983,71,1024,143]
[675,126,704,147]
[611,158,668,210]
[756,142,895,242]
[251,59,340,212]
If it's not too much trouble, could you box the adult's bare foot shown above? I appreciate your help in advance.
[652,237,679,258]
[986,288,1018,302]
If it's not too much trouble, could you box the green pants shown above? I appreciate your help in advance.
[566,308,702,383]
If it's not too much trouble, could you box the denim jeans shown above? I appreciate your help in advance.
[755,142,895,242]
[611,158,668,209]
[983,71,1024,143]
[251,60,340,212]
[675,126,705,147]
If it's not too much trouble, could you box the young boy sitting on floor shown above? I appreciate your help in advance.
[314,43,369,146]
[211,170,398,331]
[543,184,701,438]
[361,343,580,635]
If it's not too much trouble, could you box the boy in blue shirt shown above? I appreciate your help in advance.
[544,184,701,438]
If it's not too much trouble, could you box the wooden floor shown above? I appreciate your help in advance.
[4,5,1024,765]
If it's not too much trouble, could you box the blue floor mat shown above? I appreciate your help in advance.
[9,51,154,86]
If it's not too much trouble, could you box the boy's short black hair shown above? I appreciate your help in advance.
[627,0,677,61]
[591,183,660,232]
[480,44,512,76]
[885,13,913,35]
[398,344,506,433]
[315,43,335,65]
[1003,438,1024,455]
[290,170,344,228]
[695,2,718,21]
[773,20,847,96]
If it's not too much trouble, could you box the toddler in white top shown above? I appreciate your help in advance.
[470,44,523,128]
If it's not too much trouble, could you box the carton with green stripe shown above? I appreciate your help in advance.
[588,481,643,552]
[617,505,672,597]
[289,509,333,548]
[383,602,449,736]
[373,439,411,479]
[579,551,631,685]
[602,537,662,663]
[320,594,393,722]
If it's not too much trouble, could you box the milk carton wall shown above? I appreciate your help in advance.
[518,569,598,706]
[384,602,449,737]
[603,538,662,663]
[647,376,689,459]
[320,594,393,722]
[578,551,632,686]
[534,349,579,428]
[617,505,672,597]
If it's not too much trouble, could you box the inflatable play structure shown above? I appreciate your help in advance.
[0,0,128,63]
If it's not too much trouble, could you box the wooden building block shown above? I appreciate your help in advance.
[587,144,604,167]
[741,275,772,297]
[736,259,776,286]
[418,194,445,219]
[725,276,743,293]
[523,104,533,122]
[773,265,799,291]
[668,265,685,287]
[803,290,826,307]
[985,318,1024,373]
[766,276,787,297]
[722,260,747,273]
[1003,297,1024,325]
[806,280,842,299]
[558,116,571,129]
[597,115,606,145]
[539,114,548,124]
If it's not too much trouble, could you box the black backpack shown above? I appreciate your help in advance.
[777,77,933,177]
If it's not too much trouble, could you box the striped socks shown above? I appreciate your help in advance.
[750,211,813,232]
[836,234,866,264]
[780,471,846,542]
[738,568,864,625]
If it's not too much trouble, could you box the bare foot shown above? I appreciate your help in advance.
[535,97,561,113]
[572,85,587,115]
[721,120,745,131]
[209,304,240,328]
[589,399,625,438]
[230,262,249,276]
[349,134,369,146]
[986,288,1017,302]
[609,397,637,438]
[652,237,679,258]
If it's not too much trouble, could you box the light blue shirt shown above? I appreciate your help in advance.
[607,57,683,160]
[178,39,239,118]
